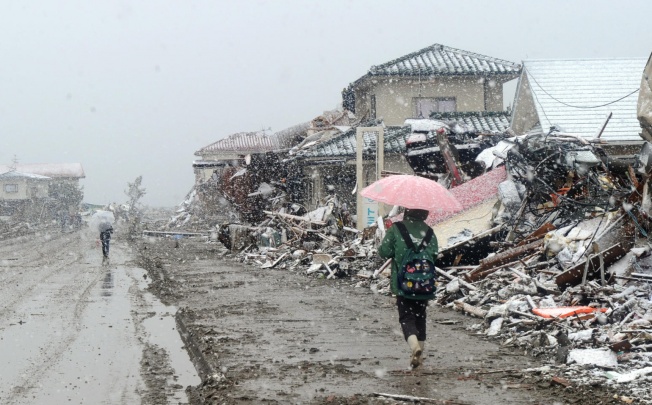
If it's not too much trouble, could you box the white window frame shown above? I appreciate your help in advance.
[414,97,457,118]
[4,184,18,193]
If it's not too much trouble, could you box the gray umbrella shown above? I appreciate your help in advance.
[99,222,113,232]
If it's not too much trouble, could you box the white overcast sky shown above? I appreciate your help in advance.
[1,0,650,207]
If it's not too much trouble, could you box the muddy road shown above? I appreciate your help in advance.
[0,228,199,404]
[0,228,622,404]
[139,237,621,405]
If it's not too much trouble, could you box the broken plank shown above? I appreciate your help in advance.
[555,243,627,289]
[260,253,288,269]
[373,259,392,278]
[372,392,470,405]
[263,210,326,226]
[454,301,487,318]
[435,267,476,291]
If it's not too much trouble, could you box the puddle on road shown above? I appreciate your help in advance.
[100,269,113,296]
[132,268,201,403]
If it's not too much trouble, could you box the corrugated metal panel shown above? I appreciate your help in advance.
[522,59,647,142]
[196,130,279,154]
[369,44,521,77]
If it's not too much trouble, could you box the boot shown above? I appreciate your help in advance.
[418,341,425,364]
[407,335,422,368]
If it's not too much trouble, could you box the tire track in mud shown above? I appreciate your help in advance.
[0,231,107,403]
[0,233,88,321]
[3,254,107,403]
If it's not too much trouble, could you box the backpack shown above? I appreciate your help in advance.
[394,222,437,298]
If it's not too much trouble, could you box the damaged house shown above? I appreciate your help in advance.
[342,43,521,125]
[510,58,648,153]
[191,129,285,222]
[293,44,520,216]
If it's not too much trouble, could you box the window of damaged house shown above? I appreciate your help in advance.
[414,97,456,118]
[370,94,376,119]
[4,184,18,193]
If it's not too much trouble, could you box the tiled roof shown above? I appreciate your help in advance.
[515,58,647,143]
[429,112,511,133]
[367,44,521,77]
[0,163,85,178]
[195,130,279,155]
[295,125,411,159]
[273,122,310,149]
[296,113,511,159]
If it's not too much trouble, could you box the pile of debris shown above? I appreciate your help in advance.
[210,128,652,401]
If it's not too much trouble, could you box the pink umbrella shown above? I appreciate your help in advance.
[360,175,463,213]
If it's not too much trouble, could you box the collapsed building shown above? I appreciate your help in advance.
[157,53,652,401]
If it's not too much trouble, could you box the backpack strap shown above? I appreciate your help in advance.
[394,222,416,251]
[418,228,434,251]
[395,222,433,253]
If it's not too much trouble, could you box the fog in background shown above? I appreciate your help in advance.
[1,0,650,207]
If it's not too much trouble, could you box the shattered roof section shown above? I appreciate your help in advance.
[367,44,521,77]
[195,130,279,156]
[0,163,85,178]
[519,58,647,143]
[295,125,411,159]
[297,113,511,159]
[273,122,311,149]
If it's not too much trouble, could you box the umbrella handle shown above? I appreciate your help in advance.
[373,258,392,278]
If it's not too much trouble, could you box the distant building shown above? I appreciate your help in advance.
[193,130,279,185]
[0,171,50,201]
[0,163,85,218]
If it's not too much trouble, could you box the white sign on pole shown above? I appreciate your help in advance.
[361,197,379,228]
[356,126,384,231]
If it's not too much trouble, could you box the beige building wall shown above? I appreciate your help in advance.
[0,179,49,200]
[355,77,505,126]
[484,80,505,111]
[510,75,539,134]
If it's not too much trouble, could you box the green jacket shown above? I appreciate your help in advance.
[378,218,438,300]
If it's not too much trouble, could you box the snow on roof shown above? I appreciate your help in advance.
[405,119,448,132]
[195,130,279,155]
[0,163,85,178]
[515,58,647,143]
[366,44,521,78]
[0,170,50,180]
[296,113,511,159]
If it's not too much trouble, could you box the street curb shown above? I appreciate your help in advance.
[175,311,215,381]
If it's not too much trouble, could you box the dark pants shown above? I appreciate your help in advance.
[100,233,111,258]
[397,297,428,341]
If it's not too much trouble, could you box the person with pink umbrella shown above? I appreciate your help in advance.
[378,208,438,369]
[362,174,461,368]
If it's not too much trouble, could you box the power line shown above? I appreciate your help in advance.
[525,66,640,109]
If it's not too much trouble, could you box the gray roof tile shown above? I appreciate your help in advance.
[368,44,521,77]
[296,113,510,159]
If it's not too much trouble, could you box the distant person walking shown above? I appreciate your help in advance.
[99,222,114,263]
[378,208,438,369]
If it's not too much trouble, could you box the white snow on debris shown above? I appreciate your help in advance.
[404,119,448,132]
[567,348,618,368]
